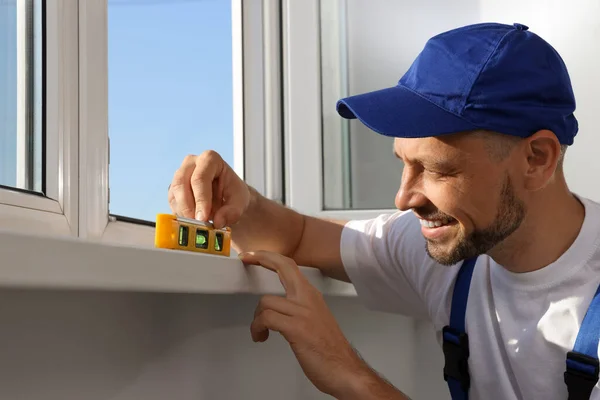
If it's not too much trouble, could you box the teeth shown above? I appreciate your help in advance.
[420,218,451,228]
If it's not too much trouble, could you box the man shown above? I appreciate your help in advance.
[168,22,600,399]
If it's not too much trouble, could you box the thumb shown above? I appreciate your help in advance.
[212,181,250,228]
[213,204,243,229]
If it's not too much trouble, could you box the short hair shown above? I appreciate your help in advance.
[476,130,567,169]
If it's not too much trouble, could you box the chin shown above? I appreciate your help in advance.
[425,243,461,266]
[425,234,476,266]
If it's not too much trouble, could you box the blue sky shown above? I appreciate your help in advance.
[0,1,17,187]
[108,0,234,221]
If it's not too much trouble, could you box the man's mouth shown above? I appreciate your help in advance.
[418,217,456,228]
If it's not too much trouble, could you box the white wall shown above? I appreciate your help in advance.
[0,289,418,400]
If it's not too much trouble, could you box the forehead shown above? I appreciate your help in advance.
[393,134,474,163]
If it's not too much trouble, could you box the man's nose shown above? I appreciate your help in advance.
[395,170,427,211]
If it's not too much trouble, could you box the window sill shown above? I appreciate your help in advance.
[0,229,357,297]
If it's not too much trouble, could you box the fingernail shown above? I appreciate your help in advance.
[196,211,204,221]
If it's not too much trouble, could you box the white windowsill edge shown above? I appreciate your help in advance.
[0,229,357,297]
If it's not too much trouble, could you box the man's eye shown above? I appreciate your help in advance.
[427,169,451,178]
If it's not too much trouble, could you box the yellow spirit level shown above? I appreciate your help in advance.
[154,213,231,257]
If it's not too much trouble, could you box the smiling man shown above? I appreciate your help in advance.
[169,22,600,400]
[387,128,574,271]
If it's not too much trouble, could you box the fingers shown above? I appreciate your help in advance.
[252,295,306,342]
[212,163,249,229]
[213,188,249,228]
[239,251,305,299]
[168,184,177,213]
[168,151,225,221]
[169,155,197,218]
[251,309,293,343]
[254,295,307,319]
[190,150,224,221]
[211,179,224,218]
[213,205,242,230]
[169,150,248,227]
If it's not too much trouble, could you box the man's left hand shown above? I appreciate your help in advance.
[238,250,409,400]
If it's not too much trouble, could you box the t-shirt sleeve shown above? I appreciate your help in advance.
[340,210,460,322]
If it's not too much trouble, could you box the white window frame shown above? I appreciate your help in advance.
[0,0,79,237]
[0,0,355,298]
[79,0,283,246]
[282,0,395,220]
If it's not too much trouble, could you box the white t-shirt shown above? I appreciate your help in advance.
[340,194,600,400]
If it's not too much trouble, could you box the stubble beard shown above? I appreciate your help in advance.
[425,175,527,266]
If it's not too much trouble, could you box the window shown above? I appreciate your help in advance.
[0,0,77,236]
[0,0,43,193]
[320,0,399,210]
[107,0,234,223]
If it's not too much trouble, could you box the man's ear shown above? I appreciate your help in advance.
[522,129,562,191]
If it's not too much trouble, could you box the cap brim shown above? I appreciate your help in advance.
[336,85,478,138]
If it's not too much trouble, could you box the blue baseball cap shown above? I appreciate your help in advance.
[336,22,578,145]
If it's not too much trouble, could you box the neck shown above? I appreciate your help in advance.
[488,183,585,273]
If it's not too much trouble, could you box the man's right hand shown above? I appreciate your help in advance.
[167,150,350,282]
[168,150,249,229]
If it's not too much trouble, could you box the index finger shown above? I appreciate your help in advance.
[238,251,304,299]
[190,150,223,221]
[169,155,197,219]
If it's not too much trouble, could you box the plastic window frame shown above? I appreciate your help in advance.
[0,0,79,237]
[281,0,396,220]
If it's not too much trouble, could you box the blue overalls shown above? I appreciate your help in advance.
[443,257,600,400]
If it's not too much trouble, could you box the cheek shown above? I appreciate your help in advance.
[423,179,466,213]
[424,178,498,228]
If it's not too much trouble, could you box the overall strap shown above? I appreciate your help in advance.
[565,283,600,400]
[443,256,478,400]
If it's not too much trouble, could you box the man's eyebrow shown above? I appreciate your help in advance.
[423,158,460,171]
[394,150,460,171]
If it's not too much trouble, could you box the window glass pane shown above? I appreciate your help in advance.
[108,0,234,222]
[0,0,43,193]
[320,0,476,210]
